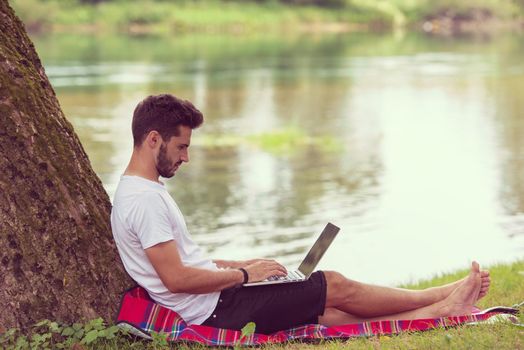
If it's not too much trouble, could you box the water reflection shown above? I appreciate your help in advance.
[491,56,524,243]
[34,32,524,285]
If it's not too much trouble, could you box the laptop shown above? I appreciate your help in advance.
[243,222,340,287]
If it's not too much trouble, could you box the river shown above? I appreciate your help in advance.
[34,31,524,285]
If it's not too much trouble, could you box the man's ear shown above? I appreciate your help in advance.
[145,130,161,149]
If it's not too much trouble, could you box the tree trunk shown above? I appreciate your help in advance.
[0,0,133,331]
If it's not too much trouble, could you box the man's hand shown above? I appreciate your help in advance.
[242,258,275,267]
[243,260,287,283]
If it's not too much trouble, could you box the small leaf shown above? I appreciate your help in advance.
[91,318,104,330]
[107,325,119,334]
[62,327,75,337]
[72,323,83,331]
[15,336,28,350]
[81,330,98,345]
[34,320,49,327]
[241,322,256,338]
[97,330,107,338]
[74,329,84,340]
[49,322,61,333]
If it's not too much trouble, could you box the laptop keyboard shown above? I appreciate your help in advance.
[267,270,302,281]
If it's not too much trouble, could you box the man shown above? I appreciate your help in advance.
[111,94,491,334]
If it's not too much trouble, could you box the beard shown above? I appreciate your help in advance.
[156,143,177,178]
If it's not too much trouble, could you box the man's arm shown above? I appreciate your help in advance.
[146,240,287,294]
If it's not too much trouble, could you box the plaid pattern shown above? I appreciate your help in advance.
[116,286,518,346]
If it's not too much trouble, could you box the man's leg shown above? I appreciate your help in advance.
[322,262,488,318]
[320,264,482,326]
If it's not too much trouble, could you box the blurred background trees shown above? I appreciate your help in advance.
[9,0,524,35]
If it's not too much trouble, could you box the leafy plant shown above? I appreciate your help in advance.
[149,330,169,349]
[0,318,126,350]
[234,321,256,348]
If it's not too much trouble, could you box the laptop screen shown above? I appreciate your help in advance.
[298,222,340,277]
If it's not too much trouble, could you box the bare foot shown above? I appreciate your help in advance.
[478,270,490,300]
[435,267,490,302]
[441,261,482,316]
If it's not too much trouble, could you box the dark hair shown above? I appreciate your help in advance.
[132,94,204,146]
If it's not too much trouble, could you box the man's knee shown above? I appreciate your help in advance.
[323,270,356,306]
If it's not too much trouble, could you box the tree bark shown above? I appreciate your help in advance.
[0,0,133,331]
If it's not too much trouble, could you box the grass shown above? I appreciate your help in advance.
[2,260,522,349]
[197,127,343,155]
[9,0,524,35]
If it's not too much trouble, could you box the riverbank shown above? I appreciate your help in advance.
[1,260,522,349]
[10,0,524,36]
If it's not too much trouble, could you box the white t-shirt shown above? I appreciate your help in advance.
[110,175,220,325]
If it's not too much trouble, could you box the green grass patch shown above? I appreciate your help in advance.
[197,127,343,155]
[1,260,522,349]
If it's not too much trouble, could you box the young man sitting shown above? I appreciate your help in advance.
[110,94,491,334]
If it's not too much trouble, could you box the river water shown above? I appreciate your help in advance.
[34,31,524,286]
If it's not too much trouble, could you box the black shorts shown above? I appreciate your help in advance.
[201,271,327,334]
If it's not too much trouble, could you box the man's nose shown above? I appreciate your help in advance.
[182,150,190,162]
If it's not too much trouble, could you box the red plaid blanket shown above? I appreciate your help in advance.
[116,286,519,346]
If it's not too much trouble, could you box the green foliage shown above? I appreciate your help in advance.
[149,331,169,349]
[5,0,382,35]
[11,0,524,34]
[10,0,524,35]
[0,318,126,350]
[240,321,256,342]
[9,0,59,30]
[230,322,257,349]
[406,0,523,22]
[279,0,349,8]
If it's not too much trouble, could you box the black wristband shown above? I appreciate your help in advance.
[238,268,249,284]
